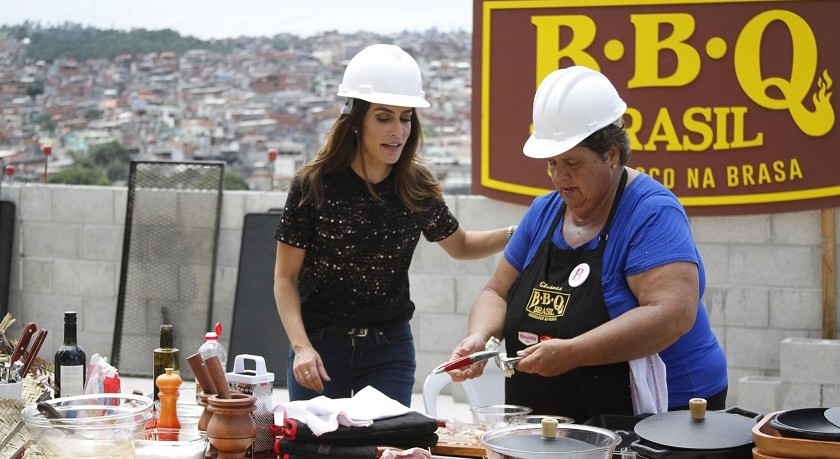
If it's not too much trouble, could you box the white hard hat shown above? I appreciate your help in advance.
[337,44,430,108]
[523,66,626,159]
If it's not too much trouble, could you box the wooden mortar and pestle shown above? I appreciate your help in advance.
[201,354,257,459]
[187,352,217,432]
[188,352,223,457]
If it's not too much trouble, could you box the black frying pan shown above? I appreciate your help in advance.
[769,407,840,442]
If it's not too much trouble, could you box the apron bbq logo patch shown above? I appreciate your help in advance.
[525,282,570,321]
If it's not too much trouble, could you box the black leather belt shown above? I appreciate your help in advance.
[323,326,369,337]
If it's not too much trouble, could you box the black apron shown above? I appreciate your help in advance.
[504,170,632,422]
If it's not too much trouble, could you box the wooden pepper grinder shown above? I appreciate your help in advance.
[156,367,182,435]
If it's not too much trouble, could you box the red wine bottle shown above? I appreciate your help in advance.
[54,311,86,397]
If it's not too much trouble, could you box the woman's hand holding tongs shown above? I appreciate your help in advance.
[435,334,501,381]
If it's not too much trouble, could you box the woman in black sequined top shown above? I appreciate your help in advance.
[273,44,514,405]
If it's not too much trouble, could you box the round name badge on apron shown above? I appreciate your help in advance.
[568,263,590,287]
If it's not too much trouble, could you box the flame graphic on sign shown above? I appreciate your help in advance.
[793,69,834,137]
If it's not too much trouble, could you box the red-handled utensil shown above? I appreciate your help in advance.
[431,349,501,375]
[10,323,37,363]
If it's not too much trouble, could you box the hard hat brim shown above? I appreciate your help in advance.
[337,92,430,109]
[523,132,591,159]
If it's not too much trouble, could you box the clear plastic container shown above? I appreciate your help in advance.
[195,323,227,401]
[198,333,227,366]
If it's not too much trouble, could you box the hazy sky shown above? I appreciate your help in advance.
[0,0,474,39]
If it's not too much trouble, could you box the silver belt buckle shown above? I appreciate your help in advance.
[348,328,368,337]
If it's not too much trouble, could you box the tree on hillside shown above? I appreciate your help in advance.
[0,23,229,61]
[224,171,249,190]
[48,166,110,185]
[89,141,131,169]
[26,81,44,99]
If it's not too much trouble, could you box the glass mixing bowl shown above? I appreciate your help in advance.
[132,428,208,459]
[510,414,576,425]
[471,404,533,430]
[21,393,154,459]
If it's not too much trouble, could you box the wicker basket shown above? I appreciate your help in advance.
[0,374,51,458]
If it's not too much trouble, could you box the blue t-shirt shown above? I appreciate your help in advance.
[505,173,727,408]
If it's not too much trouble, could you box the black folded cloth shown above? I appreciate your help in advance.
[276,440,381,458]
[273,411,440,457]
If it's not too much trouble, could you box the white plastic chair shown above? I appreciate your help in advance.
[422,359,505,418]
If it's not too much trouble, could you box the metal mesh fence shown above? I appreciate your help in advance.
[112,161,224,378]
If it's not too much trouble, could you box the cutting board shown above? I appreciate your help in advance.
[432,432,487,458]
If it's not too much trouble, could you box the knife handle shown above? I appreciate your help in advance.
[8,440,30,459]
[10,323,37,363]
[21,329,48,378]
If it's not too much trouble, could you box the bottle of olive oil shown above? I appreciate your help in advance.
[54,311,86,397]
[153,324,180,401]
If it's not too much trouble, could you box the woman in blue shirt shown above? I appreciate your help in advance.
[445,67,727,422]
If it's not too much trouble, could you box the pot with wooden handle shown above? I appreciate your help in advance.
[479,418,621,458]
[631,399,762,459]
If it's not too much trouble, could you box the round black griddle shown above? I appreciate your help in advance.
[633,408,756,450]
[769,407,840,442]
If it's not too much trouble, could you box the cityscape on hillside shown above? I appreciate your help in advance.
[0,27,474,192]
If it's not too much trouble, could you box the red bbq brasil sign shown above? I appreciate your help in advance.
[471,0,837,216]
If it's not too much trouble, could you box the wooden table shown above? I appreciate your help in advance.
[236,433,488,458]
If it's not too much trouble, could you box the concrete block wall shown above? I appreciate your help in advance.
[692,210,840,410]
[738,338,840,414]
[0,184,281,373]
[2,182,839,412]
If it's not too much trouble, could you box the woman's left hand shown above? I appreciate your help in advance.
[513,339,577,377]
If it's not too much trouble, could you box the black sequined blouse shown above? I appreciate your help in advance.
[275,169,459,329]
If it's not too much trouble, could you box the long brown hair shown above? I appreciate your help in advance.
[294,98,443,212]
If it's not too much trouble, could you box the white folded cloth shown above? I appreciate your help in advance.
[381,447,433,458]
[275,385,424,436]
[629,354,668,415]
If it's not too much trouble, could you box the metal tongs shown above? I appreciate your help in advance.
[431,337,523,375]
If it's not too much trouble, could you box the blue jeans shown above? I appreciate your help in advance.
[287,322,416,406]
